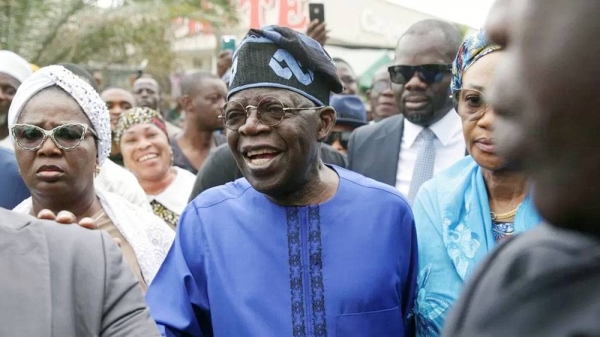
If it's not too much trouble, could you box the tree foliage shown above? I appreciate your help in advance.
[0,0,238,76]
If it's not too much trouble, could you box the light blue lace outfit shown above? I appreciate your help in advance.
[412,156,540,336]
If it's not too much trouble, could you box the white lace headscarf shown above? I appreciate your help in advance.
[7,65,111,166]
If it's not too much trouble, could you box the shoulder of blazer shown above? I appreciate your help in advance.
[351,114,404,144]
[0,208,35,231]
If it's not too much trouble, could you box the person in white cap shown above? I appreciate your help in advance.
[0,50,32,148]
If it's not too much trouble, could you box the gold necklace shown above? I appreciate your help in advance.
[490,203,521,221]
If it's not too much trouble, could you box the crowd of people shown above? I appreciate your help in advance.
[0,0,599,336]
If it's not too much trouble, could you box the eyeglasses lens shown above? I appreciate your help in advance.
[55,125,85,148]
[14,125,44,149]
[257,97,285,126]
[222,101,246,130]
[457,89,488,120]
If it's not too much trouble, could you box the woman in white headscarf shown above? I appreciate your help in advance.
[8,65,174,291]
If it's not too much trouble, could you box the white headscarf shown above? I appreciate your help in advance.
[7,65,111,166]
[0,50,32,83]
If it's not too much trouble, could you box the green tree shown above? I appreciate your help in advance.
[0,0,238,76]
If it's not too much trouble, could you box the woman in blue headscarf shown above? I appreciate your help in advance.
[412,30,541,336]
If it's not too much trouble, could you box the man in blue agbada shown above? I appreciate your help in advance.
[145,25,417,337]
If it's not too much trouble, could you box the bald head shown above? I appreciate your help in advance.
[396,20,462,63]
[179,71,226,133]
[391,20,461,126]
[180,71,219,96]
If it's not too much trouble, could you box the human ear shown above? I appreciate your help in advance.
[181,95,192,112]
[316,106,336,142]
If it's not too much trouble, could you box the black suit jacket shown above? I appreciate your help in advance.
[347,114,404,187]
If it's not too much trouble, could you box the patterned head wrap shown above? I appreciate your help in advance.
[228,25,343,106]
[7,65,111,166]
[114,107,168,144]
[451,29,502,94]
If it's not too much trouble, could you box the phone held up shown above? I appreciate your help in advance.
[221,35,236,52]
[309,3,325,23]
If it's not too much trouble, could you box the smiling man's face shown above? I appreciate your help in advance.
[226,88,335,198]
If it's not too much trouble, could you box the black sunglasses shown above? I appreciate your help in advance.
[388,64,452,85]
[325,131,352,149]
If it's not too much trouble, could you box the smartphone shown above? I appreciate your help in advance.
[309,3,325,23]
[221,35,236,52]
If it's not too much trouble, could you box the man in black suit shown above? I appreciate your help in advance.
[348,20,465,203]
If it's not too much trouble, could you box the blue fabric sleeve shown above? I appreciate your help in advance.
[412,187,443,336]
[0,149,30,209]
[146,204,211,336]
[401,206,418,337]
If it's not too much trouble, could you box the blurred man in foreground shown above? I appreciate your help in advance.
[443,1,600,336]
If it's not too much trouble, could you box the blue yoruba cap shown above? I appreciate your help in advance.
[228,25,343,106]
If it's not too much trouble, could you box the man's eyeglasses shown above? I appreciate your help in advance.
[452,88,491,121]
[388,64,452,85]
[219,96,324,131]
[11,123,98,151]
[324,131,352,149]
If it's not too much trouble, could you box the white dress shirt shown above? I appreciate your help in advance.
[395,110,465,197]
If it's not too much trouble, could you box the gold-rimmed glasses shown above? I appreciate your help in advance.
[219,96,324,131]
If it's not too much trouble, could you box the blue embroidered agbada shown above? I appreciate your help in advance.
[413,156,541,336]
[145,166,417,337]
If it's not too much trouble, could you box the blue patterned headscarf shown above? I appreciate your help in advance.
[451,29,501,94]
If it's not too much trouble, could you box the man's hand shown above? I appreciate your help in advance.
[37,209,122,247]
[306,20,329,46]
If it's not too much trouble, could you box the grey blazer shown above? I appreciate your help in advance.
[347,114,404,186]
[0,209,160,337]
